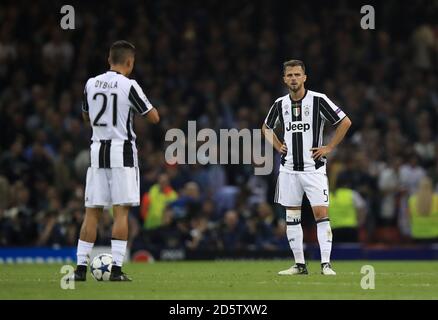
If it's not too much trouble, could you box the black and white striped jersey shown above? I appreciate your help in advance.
[82,70,153,168]
[264,89,346,173]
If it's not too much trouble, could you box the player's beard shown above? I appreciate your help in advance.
[290,83,301,93]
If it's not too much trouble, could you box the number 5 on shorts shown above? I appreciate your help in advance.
[323,189,328,202]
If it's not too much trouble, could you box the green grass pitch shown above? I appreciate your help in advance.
[1,260,438,299]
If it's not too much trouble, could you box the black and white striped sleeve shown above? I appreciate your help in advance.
[319,94,346,125]
[128,80,153,115]
[264,101,280,129]
[82,82,89,113]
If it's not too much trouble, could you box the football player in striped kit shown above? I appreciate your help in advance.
[262,60,351,275]
[71,41,159,281]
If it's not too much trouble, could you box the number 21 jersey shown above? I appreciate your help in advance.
[82,70,153,168]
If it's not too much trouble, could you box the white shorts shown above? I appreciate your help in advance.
[275,171,329,207]
[85,167,140,208]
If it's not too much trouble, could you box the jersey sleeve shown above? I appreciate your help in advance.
[264,101,280,129]
[318,94,346,125]
[128,80,154,115]
[82,80,90,113]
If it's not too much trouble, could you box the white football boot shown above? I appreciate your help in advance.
[321,263,336,275]
[278,263,308,275]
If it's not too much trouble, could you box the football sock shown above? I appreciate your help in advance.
[316,218,332,264]
[77,239,94,267]
[111,238,127,267]
[286,209,305,265]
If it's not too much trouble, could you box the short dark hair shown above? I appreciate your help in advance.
[109,40,136,64]
[283,59,305,74]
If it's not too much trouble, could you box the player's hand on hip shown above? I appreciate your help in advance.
[279,142,288,154]
[310,146,333,160]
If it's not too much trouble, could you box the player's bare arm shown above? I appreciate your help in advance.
[310,116,352,160]
[261,123,287,154]
[145,107,160,124]
[82,111,90,124]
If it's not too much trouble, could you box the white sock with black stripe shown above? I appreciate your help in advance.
[316,218,333,264]
[286,209,305,265]
[77,239,94,267]
[111,238,128,267]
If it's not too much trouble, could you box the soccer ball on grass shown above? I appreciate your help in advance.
[90,253,113,281]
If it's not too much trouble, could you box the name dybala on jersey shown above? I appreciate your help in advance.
[82,70,153,168]
[264,89,346,173]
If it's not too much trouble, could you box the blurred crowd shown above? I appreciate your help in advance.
[0,0,437,252]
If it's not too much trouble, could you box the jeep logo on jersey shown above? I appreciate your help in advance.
[286,122,310,132]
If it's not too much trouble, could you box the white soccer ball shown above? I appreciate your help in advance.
[90,253,113,281]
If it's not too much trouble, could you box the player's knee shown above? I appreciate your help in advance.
[312,206,328,220]
[113,205,130,217]
[112,214,129,233]
[113,213,129,226]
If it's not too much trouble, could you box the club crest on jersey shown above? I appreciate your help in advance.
[304,107,310,116]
